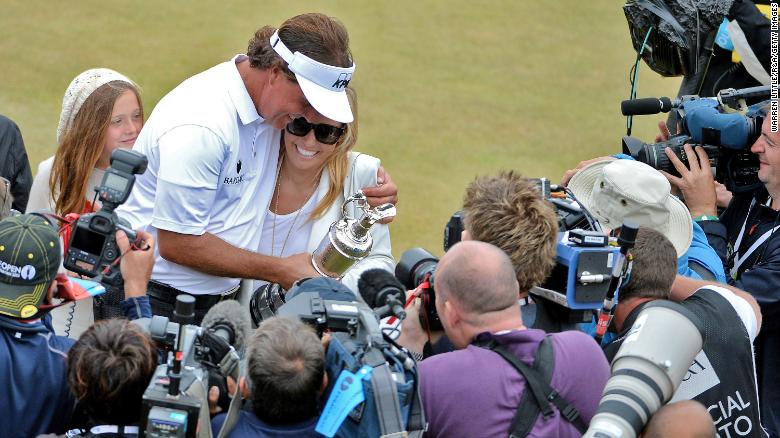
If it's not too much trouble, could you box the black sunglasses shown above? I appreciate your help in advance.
[285,117,345,145]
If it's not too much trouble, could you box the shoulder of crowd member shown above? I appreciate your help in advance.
[728,250,780,328]
[0,114,24,165]
[548,330,610,372]
[689,284,760,339]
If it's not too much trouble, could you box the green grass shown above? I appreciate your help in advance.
[0,0,680,258]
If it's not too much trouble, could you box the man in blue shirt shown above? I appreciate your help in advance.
[211,316,325,438]
[0,214,154,437]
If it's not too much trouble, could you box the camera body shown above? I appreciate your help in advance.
[136,310,242,437]
[140,356,204,437]
[275,290,422,437]
[622,88,770,194]
[432,179,616,322]
[277,291,387,342]
[64,149,147,284]
[532,231,619,315]
[139,321,206,438]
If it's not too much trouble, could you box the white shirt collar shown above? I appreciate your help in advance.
[228,54,262,126]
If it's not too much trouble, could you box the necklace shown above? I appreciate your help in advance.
[270,153,317,257]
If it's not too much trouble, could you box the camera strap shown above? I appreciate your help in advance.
[473,336,586,437]
[216,353,244,438]
[371,362,406,437]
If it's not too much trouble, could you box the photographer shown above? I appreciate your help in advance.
[418,240,609,437]
[603,228,763,436]
[563,158,726,283]
[398,171,564,358]
[460,171,568,331]
[661,112,780,436]
[0,214,154,437]
[211,316,325,437]
[643,401,717,438]
[53,319,157,438]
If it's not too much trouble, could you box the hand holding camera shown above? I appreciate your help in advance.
[64,149,148,285]
[116,229,154,299]
[659,144,719,218]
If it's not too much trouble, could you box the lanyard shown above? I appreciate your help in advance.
[730,198,780,279]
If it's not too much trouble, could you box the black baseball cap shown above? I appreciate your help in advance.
[0,214,61,319]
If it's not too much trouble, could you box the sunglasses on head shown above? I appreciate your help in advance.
[285,117,345,145]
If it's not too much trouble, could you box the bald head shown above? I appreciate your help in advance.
[435,241,519,315]
[643,401,715,438]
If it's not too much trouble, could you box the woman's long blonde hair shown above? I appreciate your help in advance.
[50,81,143,216]
[306,86,359,220]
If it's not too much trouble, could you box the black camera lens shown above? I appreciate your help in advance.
[395,248,439,291]
[249,283,286,326]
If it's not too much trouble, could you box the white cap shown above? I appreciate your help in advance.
[568,159,693,257]
[57,68,135,144]
[270,31,355,123]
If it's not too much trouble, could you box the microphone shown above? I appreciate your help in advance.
[621,96,674,116]
[358,269,407,320]
[200,300,252,352]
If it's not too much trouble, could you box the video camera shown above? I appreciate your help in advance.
[63,149,147,285]
[621,85,770,193]
[529,179,620,323]
[272,278,424,438]
[137,297,248,438]
[397,177,618,331]
[278,291,391,346]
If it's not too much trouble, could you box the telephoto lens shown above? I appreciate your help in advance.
[583,301,704,438]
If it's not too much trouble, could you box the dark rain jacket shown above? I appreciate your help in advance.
[0,114,33,213]
[700,187,780,436]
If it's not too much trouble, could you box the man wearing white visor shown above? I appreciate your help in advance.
[115,13,397,323]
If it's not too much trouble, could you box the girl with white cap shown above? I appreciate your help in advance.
[26,68,143,338]
[26,68,143,215]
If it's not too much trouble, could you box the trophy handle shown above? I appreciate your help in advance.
[341,190,368,218]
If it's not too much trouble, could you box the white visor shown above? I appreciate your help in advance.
[270,31,356,123]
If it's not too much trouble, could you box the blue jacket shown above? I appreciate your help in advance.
[679,221,728,282]
[0,314,75,437]
[211,411,319,438]
[0,296,151,437]
[699,188,780,326]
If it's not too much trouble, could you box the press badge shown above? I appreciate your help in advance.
[316,365,373,437]
[715,18,734,51]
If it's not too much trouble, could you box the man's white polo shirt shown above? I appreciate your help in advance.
[117,55,279,295]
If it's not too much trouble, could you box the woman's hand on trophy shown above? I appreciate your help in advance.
[363,166,398,224]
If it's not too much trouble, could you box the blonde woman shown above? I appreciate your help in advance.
[249,87,393,297]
